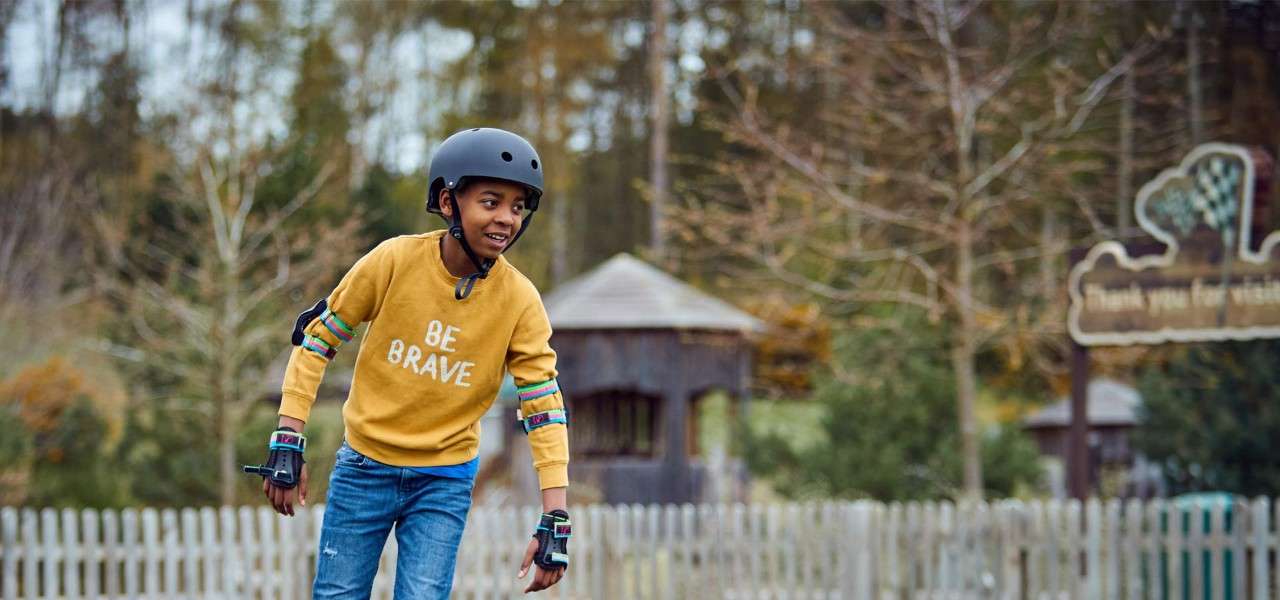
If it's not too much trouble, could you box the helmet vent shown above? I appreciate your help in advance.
[501,151,513,162]
[531,159,539,170]
[470,128,480,131]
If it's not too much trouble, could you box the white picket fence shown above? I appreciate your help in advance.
[1,498,1277,599]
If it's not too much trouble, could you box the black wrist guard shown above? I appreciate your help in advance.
[242,427,306,489]
[531,509,571,570]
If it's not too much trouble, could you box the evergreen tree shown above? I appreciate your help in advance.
[1134,340,1280,496]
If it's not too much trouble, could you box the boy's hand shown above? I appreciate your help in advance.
[518,537,566,593]
[262,466,308,516]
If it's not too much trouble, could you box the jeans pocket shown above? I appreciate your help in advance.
[334,442,367,467]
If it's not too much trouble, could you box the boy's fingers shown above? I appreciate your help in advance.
[518,540,535,578]
[524,568,543,593]
[524,566,547,593]
[300,468,308,507]
[272,486,289,516]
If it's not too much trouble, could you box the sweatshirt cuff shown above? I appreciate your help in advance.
[278,390,315,424]
[536,463,569,490]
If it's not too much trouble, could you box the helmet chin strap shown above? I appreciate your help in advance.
[446,189,494,300]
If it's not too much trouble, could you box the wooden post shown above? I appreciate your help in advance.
[1069,340,1090,500]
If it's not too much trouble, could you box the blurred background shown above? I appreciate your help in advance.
[3,0,1280,514]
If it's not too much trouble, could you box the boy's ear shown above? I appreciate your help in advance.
[439,189,454,218]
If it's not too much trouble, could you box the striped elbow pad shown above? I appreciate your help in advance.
[319,308,355,342]
[301,335,337,360]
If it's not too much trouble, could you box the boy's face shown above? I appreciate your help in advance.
[439,179,528,260]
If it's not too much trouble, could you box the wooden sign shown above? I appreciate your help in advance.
[1069,143,1280,346]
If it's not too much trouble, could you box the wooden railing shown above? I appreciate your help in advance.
[2,498,1275,599]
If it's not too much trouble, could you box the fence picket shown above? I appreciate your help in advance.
[179,504,198,598]
[1146,500,1163,600]
[80,509,98,599]
[1253,498,1270,600]
[1087,499,1103,600]
[58,509,78,599]
[122,509,140,599]
[1209,499,1226,600]
[160,509,179,597]
[197,508,217,599]
[2,507,16,600]
[662,504,677,600]
[1167,501,1184,600]
[40,509,57,600]
[143,508,162,599]
[1123,499,1142,600]
[281,508,299,600]
[1189,499,1204,600]
[1104,499,1121,600]
[20,510,36,600]
[1067,500,1083,600]
[257,508,277,600]
[1231,498,1246,600]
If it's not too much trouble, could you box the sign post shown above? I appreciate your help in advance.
[1066,143,1277,499]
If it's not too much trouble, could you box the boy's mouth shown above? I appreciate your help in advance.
[482,231,509,249]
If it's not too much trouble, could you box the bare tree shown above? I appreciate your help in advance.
[649,0,671,266]
[96,146,362,505]
[0,163,85,313]
[678,0,1156,499]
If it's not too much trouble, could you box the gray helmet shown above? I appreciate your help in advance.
[426,127,544,214]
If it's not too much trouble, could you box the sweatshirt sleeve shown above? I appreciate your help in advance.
[279,239,396,423]
[507,295,570,490]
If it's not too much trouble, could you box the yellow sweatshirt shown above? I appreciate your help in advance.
[279,230,569,489]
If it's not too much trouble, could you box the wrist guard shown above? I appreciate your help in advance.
[531,509,571,570]
[242,428,306,489]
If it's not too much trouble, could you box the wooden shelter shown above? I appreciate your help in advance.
[543,254,763,504]
[1023,378,1162,497]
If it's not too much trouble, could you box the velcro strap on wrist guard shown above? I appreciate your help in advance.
[242,428,306,489]
[270,429,307,452]
[532,510,570,569]
[519,408,568,433]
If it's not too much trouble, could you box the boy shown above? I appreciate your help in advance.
[246,128,570,598]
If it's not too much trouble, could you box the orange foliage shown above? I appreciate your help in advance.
[745,298,832,396]
[0,357,94,436]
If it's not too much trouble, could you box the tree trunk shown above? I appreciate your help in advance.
[953,220,983,500]
[648,0,670,267]
[1186,2,1203,146]
[219,402,235,506]
[1118,70,1134,236]
[218,247,240,506]
[1040,206,1057,300]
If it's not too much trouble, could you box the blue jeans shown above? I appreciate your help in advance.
[313,441,475,599]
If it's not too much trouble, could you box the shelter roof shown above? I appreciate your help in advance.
[543,253,764,332]
[1022,378,1142,429]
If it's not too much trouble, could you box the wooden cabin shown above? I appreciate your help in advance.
[542,254,763,504]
